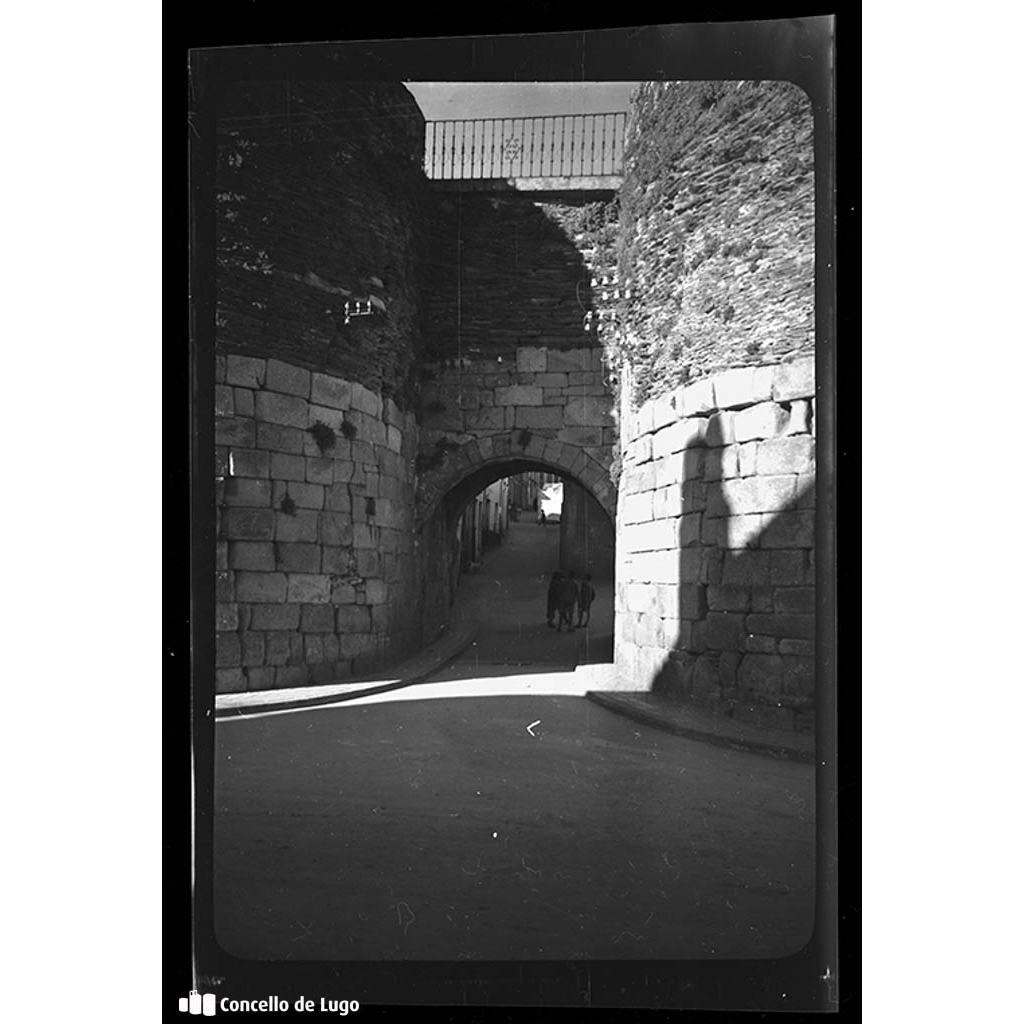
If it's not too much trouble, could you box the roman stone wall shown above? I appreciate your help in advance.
[613,357,816,731]
[214,354,421,693]
[422,192,620,364]
[612,80,814,408]
[215,80,432,410]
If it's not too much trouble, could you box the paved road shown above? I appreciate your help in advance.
[213,520,815,961]
[214,692,814,960]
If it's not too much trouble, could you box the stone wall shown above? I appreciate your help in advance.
[214,354,421,693]
[423,192,620,364]
[414,344,616,519]
[215,80,432,410]
[614,356,815,731]
[612,81,814,407]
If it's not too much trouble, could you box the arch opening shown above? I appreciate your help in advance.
[416,455,616,666]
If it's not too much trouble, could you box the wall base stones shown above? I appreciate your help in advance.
[215,355,422,693]
[613,356,816,731]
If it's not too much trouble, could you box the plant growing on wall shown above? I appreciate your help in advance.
[340,418,358,439]
[307,421,337,454]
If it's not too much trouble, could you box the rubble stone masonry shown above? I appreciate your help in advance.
[613,356,816,731]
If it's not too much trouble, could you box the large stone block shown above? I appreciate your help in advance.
[704,611,746,651]
[216,668,247,694]
[756,436,815,476]
[652,417,706,459]
[246,666,275,690]
[355,549,380,577]
[228,541,275,571]
[620,490,653,525]
[286,574,331,603]
[782,655,815,698]
[717,476,798,517]
[563,396,614,428]
[223,477,272,507]
[557,426,603,447]
[732,402,789,443]
[229,448,270,479]
[773,357,815,402]
[300,604,335,632]
[256,422,305,454]
[737,653,784,697]
[780,638,815,657]
[517,347,547,373]
[274,510,318,542]
[265,359,311,399]
[760,510,815,549]
[249,603,300,630]
[216,416,256,448]
[225,354,265,388]
[274,666,309,690]
[215,385,234,417]
[321,545,357,575]
[720,550,772,586]
[235,571,286,603]
[264,632,291,665]
[712,367,774,410]
[320,512,353,548]
[783,400,813,436]
[707,585,751,612]
[622,519,677,553]
[275,542,320,573]
[349,382,381,418]
[705,411,735,446]
[653,485,684,520]
[514,405,562,430]
[273,481,324,511]
[745,613,815,639]
[704,444,738,481]
[545,348,590,373]
[304,457,334,485]
[255,391,307,428]
[494,384,544,406]
[241,632,265,666]
[775,587,815,614]
[222,508,275,541]
[216,603,238,632]
[311,373,352,410]
[770,549,809,585]
[233,388,255,417]
[268,452,303,483]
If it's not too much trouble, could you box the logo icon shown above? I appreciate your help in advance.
[179,991,216,1015]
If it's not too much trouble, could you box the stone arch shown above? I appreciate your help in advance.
[416,430,617,529]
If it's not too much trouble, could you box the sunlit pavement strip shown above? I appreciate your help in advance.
[216,670,594,722]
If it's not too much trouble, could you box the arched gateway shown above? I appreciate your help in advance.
[416,430,617,529]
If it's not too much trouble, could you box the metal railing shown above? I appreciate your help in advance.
[424,112,627,180]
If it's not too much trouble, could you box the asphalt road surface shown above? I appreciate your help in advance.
[214,689,815,961]
[213,520,815,961]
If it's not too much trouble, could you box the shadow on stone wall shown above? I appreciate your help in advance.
[423,190,617,364]
[649,416,815,732]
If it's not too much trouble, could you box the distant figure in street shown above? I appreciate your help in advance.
[555,572,579,632]
[539,510,547,526]
[577,573,596,628]
[546,570,563,628]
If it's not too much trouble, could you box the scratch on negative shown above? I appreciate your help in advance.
[395,901,416,935]
[612,930,643,944]
[527,720,541,736]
